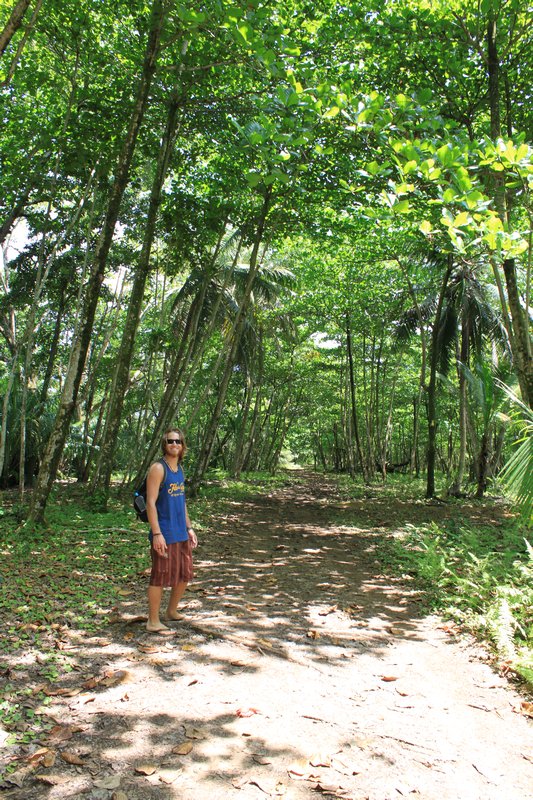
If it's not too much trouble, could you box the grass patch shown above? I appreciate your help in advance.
[376,517,533,688]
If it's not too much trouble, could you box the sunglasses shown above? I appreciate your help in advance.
[166,438,182,445]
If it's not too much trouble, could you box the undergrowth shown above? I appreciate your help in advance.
[377,518,533,687]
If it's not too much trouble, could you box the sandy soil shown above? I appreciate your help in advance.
[2,473,533,800]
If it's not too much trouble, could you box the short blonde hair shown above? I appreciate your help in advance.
[161,428,187,462]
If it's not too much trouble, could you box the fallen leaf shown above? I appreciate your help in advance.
[82,676,101,690]
[134,763,157,775]
[310,754,331,768]
[515,701,533,718]
[60,751,86,766]
[181,644,196,652]
[381,675,399,682]
[34,773,70,786]
[184,726,207,739]
[123,632,134,641]
[159,768,182,784]
[236,707,260,718]
[138,644,160,654]
[330,755,361,776]
[232,775,249,789]
[250,778,276,794]
[46,725,82,744]
[117,589,132,596]
[313,782,350,796]
[318,606,337,616]
[307,630,320,639]
[42,751,57,768]
[101,670,132,688]
[172,742,193,755]
[4,766,34,787]
[94,776,122,790]
[252,754,271,765]
[111,792,128,800]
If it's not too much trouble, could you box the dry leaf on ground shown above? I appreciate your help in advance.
[515,701,533,718]
[184,726,207,739]
[252,754,272,765]
[94,775,122,790]
[172,742,193,755]
[134,763,157,775]
[60,751,87,766]
[159,768,183,784]
[236,707,260,717]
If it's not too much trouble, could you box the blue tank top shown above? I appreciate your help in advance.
[151,461,188,544]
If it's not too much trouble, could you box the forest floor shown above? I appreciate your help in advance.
[1,471,533,800]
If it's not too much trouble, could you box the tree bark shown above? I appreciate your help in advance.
[426,254,454,498]
[486,18,533,407]
[189,190,272,495]
[449,312,469,495]
[91,62,185,505]
[28,0,165,524]
[346,313,367,482]
[0,0,32,56]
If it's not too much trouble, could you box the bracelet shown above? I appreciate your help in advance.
[187,526,193,532]
[153,532,163,536]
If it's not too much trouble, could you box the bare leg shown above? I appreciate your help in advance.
[166,582,188,619]
[147,585,170,631]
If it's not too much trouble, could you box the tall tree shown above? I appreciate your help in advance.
[28,0,166,523]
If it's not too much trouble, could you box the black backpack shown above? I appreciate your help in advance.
[133,460,166,522]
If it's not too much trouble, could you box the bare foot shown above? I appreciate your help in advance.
[146,621,173,634]
[164,611,184,621]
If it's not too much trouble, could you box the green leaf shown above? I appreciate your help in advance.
[393,199,410,214]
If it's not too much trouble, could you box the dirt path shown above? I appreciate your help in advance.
[4,474,533,800]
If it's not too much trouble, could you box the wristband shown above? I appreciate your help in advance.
[153,532,163,536]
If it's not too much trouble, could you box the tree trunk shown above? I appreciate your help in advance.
[426,254,454,498]
[189,190,272,495]
[131,226,238,486]
[476,430,491,498]
[486,19,533,407]
[0,0,32,56]
[27,0,165,524]
[1,0,42,88]
[0,352,17,483]
[91,71,185,506]
[346,313,367,482]
[449,314,469,495]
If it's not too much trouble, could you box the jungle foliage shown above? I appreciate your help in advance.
[0,0,531,520]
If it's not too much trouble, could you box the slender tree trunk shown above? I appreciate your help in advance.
[1,0,42,88]
[0,0,32,56]
[0,353,17,482]
[189,190,272,495]
[91,66,185,505]
[346,313,367,482]
[426,255,454,498]
[449,314,469,495]
[132,226,238,485]
[28,0,165,524]
[39,292,65,404]
[476,430,491,498]
[231,370,256,478]
[486,19,533,406]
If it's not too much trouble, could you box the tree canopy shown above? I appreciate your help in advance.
[0,0,531,520]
